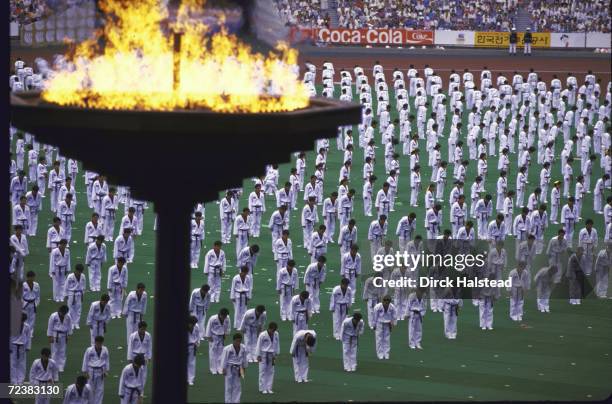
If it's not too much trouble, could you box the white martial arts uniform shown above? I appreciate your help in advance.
[84,220,104,246]
[203,249,226,303]
[10,233,28,280]
[309,230,328,263]
[230,274,252,328]
[221,343,248,404]
[547,236,568,283]
[189,288,211,340]
[239,309,267,362]
[396,216,416,251]
[233,214,251,259]
[248,190,266,237]
[187,324,200,385]
[303,262,326,313]
[64,272,86,329]
[205,314,231,374]
[47,312,73,371]
[372,303,397,359]
[340,317,364,371]
[442,298,463,339]
[276,267,299,321]
[85,241,107,292]
[291,294,313,335]
[220,197,235,244]
[113,234,134,264]
[101,195,118,241]
[534,267,556,312]
[406,292,426,348]
[107,264,128,318]
[22,280,40,337]
[29,358,59,404]
[49,247,71,302]
[86,301,111,345]
[301,203,318,250]
[127,331,152,385]
[289,330,317,382]
[122,291,148,346]
[63,381,93,404]
[118,363,145,404]
[273,236,293,271]
[255,329,280,393]
[322,197,338,239]
[10,321,31,383]
[82,345,110,404]
[25,190,41,236]
[508,269,530,321]
[368,220,388,260]
[338,224,358,255]
[190,219,205,269]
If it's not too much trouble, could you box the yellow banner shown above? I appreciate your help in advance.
[475,32,550,48]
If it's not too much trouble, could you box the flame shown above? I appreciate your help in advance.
[41,0,309,113]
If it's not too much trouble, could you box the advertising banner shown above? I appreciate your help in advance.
[586,32,611,48]
[310,28,434,45]
[434,30,475,46]
[550,32,585,48]
[475,31,550,48]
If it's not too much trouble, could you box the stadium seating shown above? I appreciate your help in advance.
[528,0,611,33]
[276,0,610,32]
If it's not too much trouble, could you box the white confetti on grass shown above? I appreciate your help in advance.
[504,384,511,387]
[538,373,544,376]
[571,362,576,366]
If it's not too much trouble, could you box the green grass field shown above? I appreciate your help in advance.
[13,82,612,403]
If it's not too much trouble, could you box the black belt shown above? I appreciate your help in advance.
[95,320,107,334]
[188,342,197,355]
[90,365,106,379]
[55,330,67,341]
[23,298,37,313]
[263,351,274,365]
[237,291,248,305]
[126,386,141,402]
[412,310,423,323]
[70,290,83,305]
[130,312,143,325]
[12,343,24,358]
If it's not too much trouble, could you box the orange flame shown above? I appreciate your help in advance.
[42,0,309,113]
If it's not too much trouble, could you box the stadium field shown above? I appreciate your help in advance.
[16,81,612,403]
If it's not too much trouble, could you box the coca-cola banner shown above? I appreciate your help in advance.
[307,28,434,45]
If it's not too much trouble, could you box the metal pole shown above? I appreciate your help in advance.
[151,198,191,404]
